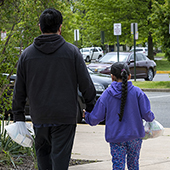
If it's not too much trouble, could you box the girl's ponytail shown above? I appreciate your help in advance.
[119,68,128,121]
[111,62,130,122]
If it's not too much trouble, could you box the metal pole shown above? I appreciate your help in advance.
[76,30,78,47]
[117,35,119,62]
[133,23,136,81]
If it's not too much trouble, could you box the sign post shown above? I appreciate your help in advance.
[74,29,79,46]
[114,23,121,62]
[131,23,138,81]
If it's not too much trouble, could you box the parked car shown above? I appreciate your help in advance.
[77,68,112,122]
[3,68,111,123]
[87,52,156,81]
[80,47,104,62]
[130,47,148,57]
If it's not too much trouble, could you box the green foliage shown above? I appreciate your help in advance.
[0,118,23,167]
[79,0,154,48]
[151,0,170,61]
[0,117,37,168]
[156,52,165,57]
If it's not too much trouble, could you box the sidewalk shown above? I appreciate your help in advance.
[69,124,170,170]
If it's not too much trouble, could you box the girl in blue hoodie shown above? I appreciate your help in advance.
[85,62,155,170]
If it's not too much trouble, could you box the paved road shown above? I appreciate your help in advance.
[131,73,170,81]
[145,92,170,128]
[153,73,170,81]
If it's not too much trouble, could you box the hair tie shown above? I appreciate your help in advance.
[121,69,126,72]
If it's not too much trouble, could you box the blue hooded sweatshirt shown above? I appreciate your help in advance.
[85,81,155,143]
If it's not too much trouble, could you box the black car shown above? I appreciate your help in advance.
[4,68,112,123]
[77,68,112,122]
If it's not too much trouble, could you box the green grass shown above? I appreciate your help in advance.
[155,58,170,71]
[155,52,165,57]
[132,81,170,89]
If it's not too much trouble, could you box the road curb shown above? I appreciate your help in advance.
[157,71,170,74]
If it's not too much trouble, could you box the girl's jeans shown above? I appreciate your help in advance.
[110,138,142,170]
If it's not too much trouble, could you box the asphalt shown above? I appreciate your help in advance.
[69,124,170,170]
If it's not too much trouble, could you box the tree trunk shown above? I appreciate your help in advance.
[148,32,154,60]
[147,0,154,60]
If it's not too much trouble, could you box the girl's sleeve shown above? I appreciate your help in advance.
[139,92,155,122]
[85,98,106,126]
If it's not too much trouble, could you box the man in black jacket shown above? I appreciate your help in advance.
[12,8,96,170]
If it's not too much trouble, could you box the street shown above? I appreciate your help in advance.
[131,73,170,128]
[153,73,170,81]
[145,92,170,128]
[130,73,170,81]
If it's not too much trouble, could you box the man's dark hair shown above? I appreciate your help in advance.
[111,62,130,122]
[39,8,63,33]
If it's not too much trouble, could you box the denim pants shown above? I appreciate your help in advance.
[33,124,76,170]
[110,138,142,170]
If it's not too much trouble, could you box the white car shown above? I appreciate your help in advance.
[130,47,148,57]
[80,47,104,62]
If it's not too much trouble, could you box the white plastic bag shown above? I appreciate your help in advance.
[143,120,164,140]
[5,121,34,147]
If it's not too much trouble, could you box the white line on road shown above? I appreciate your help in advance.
[148,95,170,99]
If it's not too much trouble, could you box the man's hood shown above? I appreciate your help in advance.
[33,34,65,54]
[108,81,134,99]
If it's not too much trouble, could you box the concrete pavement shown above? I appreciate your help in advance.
[69,124,170,170]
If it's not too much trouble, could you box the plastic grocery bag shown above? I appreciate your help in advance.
[4,121,34,147]
[143,120,164,140]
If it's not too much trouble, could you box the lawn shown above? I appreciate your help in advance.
[132,81,170,89]
[133,55,170,89]
[155,57,170,71]
[155,52,165,57]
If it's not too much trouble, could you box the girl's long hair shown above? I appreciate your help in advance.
[111,62,130,122]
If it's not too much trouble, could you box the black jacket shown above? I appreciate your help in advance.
[12,34,96,124]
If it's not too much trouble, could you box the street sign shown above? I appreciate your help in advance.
[1,31,6,40]
[135,32,138,40]
[131,23,138,34]
[114,23,121,35]
[131,23,138,40]
[74,29,79,41]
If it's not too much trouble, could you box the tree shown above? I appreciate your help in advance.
[151,0,170,61]
[78,0,165,60]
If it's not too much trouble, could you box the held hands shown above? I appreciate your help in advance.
[83,109,86,118]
